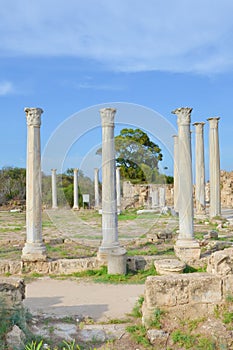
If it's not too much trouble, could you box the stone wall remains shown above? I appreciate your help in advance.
[142,247,233,326]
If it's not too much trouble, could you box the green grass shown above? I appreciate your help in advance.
[126,324,152,348]
[148,308,164,329]
[51,265,158,284]
[171,330,216,350]
[183,265,207,273]
[129,296,144,318]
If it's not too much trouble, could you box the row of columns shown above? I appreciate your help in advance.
[172,108,221,261]
[173,113,221,220]
[51,168,79,210]
[22,106,125,266]
[50,166,121,211]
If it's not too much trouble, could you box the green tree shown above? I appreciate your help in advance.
[0,167,26,204]
[114,128,163,183]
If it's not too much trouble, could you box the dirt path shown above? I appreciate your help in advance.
[24,277,145,321]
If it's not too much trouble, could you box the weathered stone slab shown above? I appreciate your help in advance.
[143,273,222,325]
[154,259,186,275]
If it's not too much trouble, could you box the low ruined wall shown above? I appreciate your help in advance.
[0,257,102,275]
[0,277,25,308]
[142,247,233,326]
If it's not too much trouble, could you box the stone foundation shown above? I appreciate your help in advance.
[0,277,25,308]
[0,257,101,275]
[142,273,223,326]
[143,247,233,327]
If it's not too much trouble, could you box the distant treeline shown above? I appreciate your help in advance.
[0,167,95,208]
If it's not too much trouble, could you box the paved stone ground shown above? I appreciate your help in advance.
[24,277,145,321]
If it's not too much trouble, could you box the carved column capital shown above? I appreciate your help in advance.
[172,107,193,125]
[193,122,205,133]
[207,117,220,129]
[25,107,43,127]
[100,108,116,127]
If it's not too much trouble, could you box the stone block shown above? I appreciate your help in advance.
[0,277,25,307]
[207,248,233,275]
[143,273,223,323]
[154,259,186,275]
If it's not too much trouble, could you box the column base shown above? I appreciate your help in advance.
[22,242,47,262]
[72,206,79,211]
[174,239,201,263]
[97,244,120,264]
[107,247,127,275]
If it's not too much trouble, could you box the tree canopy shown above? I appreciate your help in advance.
[115,128,163,183]
[97,128,167,183]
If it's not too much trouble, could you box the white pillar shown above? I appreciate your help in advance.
[207,117,221,218]
[159,187,166,207]
[116,167,121,212]
[98,108,120,259]
[193,122,206,215]
[51,169,58,209]
[22,107,46,261]
[172,107,200,261]
[173,135,179,212]
[94,168,100,209]
[73,168,79,210]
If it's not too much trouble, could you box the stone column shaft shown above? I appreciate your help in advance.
[193,122,206,215]
[22,107,46,261]
[116,167,121,211]
[208,117,221,218]
[173,135,179,212]
[94,168,100,209]
[51,169,58,209]
[73,168,79,210]
[159,187,166,207]
[99,108,119,255]
[172,107,200,263]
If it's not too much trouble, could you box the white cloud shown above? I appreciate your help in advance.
[0,0,233,74]
[0,81,14,95]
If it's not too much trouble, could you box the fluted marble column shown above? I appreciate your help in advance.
[173,135,179,212]
[73,168,79,210]
[193,122,206,215]
[116,167,121,212]
[172,107,200,261]
[51,169,58,209]
[22,107,46,261]
[94,168,100,209]
[98,108,120,259]
[208,117,221,218]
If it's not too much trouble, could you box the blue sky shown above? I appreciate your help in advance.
[0,0,233,180]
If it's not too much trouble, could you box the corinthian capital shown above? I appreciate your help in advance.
[100,108,116,127]
[193,122,205,133]
[25,107,43,127]
[172,107,192,126]
[207,117,220,129]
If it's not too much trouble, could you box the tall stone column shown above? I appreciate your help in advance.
[73,168,79,210]
[22,107,46,261]
[98,108,120,260]
[159,187,166,207]
[193,122,206,215]
[207,117,221,218]
[173,135,179,213]
[94,168,100,209]
[51,169,58,209]
[116,167,121,213]
[172,107,200,262]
